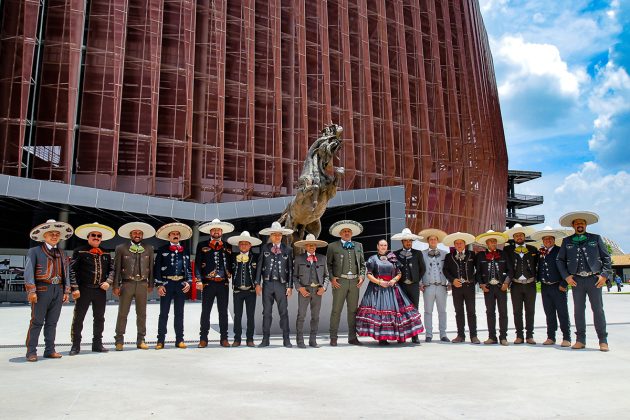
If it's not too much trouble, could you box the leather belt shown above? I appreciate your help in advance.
[37,276,62,285]
[339,274,358,279]
[542,281,559,285]
[166,275,184,281]
[426,282,446,286]
[206,276,226,282]
[488,279,500,285]
[576,271,596,277]
[238,285,252,290]
[123,278,148,282]
[512,277,535,284]
[460,280,473,284]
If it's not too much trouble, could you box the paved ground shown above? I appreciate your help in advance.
[1,290,629,419]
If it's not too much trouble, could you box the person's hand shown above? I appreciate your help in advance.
[559,286,567,292]
[317,287,326,296]
[379,279,390,288]
[113,287,121,297]
[255,285,262,296]
[357,276,364,288]
[566,275,576,287]
[27,292,38,304]
[500,283,508,292]
[63,293,69,303]
[596,275,607,288]
[196,281,204,290]
[158,286,166,297]
[447,284,452,292]
[419,284,425,292]
[72,290,81,300]
[480,284,489,293]
[388,280,396,287]
[100,282,110,291]
[331,278,341,289]
[298,287,310,297]
[182,283,191,293]
[453,279,462,288]
[286,288,293,297]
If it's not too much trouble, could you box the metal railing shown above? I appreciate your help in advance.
[508,193,543,202]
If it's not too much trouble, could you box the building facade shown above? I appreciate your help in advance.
[0,0,507,234]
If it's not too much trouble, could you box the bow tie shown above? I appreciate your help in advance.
[342,241,354,250]
[169,245,183,253]
[90,247,104,255]
[209,240,223,250]
[539,247,548,257]
[236,254,249,263]
[455,252,465,261]
[400,249,412,258]
[428,249,440,257]
[515,246,528,254]
[130,243,144,254]
[572,234,587,243]
[49,247,61,256]
[485,251,501,261]
[307,254,317,263]
[272,245,282,255]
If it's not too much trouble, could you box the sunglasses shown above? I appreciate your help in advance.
[89,233,103,238]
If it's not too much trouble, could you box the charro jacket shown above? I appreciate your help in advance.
[113,242,155,288]
[70,245,113,289]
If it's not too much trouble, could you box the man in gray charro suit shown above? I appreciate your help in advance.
[557,211,612,352]
[326,220,366,346]
[419,228,450,343]
[293,234,330,348]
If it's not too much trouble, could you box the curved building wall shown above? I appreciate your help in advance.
[0,0,507,234]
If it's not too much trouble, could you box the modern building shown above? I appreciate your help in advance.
[506,170,544,228]
[0,0,507,238]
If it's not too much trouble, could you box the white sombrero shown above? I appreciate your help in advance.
[294,234,328,248]
[30,219,74,242]
[227,231,262,246]
[329,220,363,237]
[559,211,599,227]
[504,223,535,239]
[443,232,476,247]
[530,226,568,244]
[156,222,193,241]
[117,222,156,239]
[475,230,508,246]
[259,221,293,236]
[391,228,422,241]
[418,228,447,243]
[198,218,235,234]
[75,222,115,241]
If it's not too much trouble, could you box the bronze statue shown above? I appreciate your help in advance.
[278,123,344,246]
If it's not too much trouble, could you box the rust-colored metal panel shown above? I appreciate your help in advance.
[0,0,507,234]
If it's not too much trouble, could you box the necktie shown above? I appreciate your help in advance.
[236,253,249,263]
[130,243,144,254]
[515,246,528,254]
[572,234,587,243]
[272,245,281,255]
[342,241,354,250]
[90,247,104,255]
[210,240,223,250]
[170,245,183,252]
[307,254,317,263]
[428,249,440,257]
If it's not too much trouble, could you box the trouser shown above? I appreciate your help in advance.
[541,283,571,342]
[114,280,148,344]
[157,281,187,344]
[572,274,607,344]
[25,283,63,356]
[233,289,256,342]
[423,284,448,338]
[452,282,477,338]
[199,280,229,341]
[484,285,508,341]
[329,278,360,341]
[399,281,421,309]
[296,286,323,343]
[262,281,290,339]
[71,285,106,346]
[510,282,537,339]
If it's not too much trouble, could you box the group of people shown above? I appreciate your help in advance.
[22,209,613,361]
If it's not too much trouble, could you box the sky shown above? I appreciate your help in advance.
[479,0,630,252]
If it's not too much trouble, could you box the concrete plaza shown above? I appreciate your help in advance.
[1,290,629,419]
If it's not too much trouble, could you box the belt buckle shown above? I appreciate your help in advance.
[577,271,591,277]
[309,283,319,288]
[239,285,251,290]
[403,280,412,285]
[51,276,61,285]
[489,279,499,285]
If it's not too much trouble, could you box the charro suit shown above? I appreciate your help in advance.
[504,243,539,340]
[393,247,425,309]
[293,252,329,345]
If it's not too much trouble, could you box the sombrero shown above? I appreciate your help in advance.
[30,219,74,242]
[198,218,235,234]
[293,234,328,248]
[75,222,115,241]
[443,232,476,247]
[475,230,508,246]
[227,231,262,246]
[504,223,535,239]
[418,228,447,243]
[559,211,599,227]
[391,228,422,241]
[117,222,156,239]
[156,222,193,241]
[259,221,293,236]
[530,226,568,245]
[329,220,363,237]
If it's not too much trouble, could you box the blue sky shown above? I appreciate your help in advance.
[480,0,630,252]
